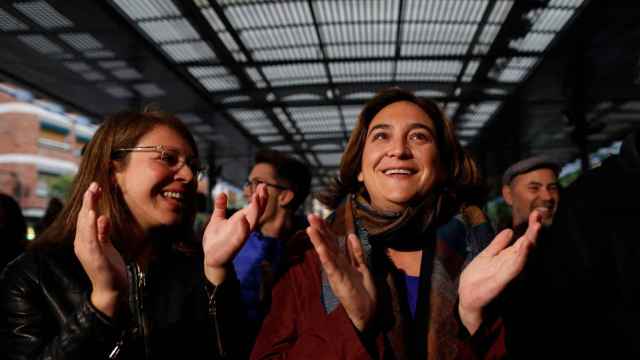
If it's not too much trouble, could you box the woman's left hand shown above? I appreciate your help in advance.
[458,210,542,334]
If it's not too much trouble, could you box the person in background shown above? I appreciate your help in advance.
[252,88,542,359]
[501,156,560,230]
[35,197,64,238]
[234,149,311,342]
[0,193,27,271]
[1,110,268,359]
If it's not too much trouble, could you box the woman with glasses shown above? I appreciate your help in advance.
[251,88,542,359]
[1,110,267,359]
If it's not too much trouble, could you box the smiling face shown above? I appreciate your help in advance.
[358,100,440,212]
[502,168,559,227]
[114,125,197,232]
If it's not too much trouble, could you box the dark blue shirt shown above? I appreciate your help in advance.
[232,231,282,322]
[404,274,420,319]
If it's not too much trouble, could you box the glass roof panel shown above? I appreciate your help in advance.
[138,18,200,43]
[58,33,103,51]
[253,46,320,61]
[225,1,312,29]
[401,43,469,56]
[200,7,225,31]
[17,34,63,54]
[188,65,229,78]
[402,23,479,43]
[487,0,514,23]
[0,8,29,31]
[326,43,394,58]
[314,0,399,23]
[161,41,217,62]
[261,63,327,86]
[198,77,240,91]
[14,0,73,29]
[240,26,318,49]
[532,8,575,32]
[112,0,181,21]
[404,0,488,23]
[321,23,397,44]
[397,60,464,75]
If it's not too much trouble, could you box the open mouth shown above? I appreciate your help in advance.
[383,168,416,175]
[162,191,184,200]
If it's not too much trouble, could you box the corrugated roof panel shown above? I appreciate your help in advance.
[314,0,399,23]
[225,1,312,29]
[253,46,320,61]
[463,60,480,80]
[401,43,469,56]
[496,68,527,82]
[14,0,73,29]
[487,0,514,23]
[329,61,394,77]
[59,33,103,51]
[0,8,29,31]
[138,18,200,43]
[326,43,394,58]
[532,8,574,32]
[17,34,63,54]
[478,24,500,44]
[321,23,397,44]
[548,0,584,8]
[261,63,327,85]
[258,134,284,143]
[112,0,180,21]
[396,60,464,75]
[405,0,488,23]
[200,7,225,31]
[198,76,240,91]
[162,41,216,62]
[240,25,318,49]
[402,23,478,43]
[509,32,555,52]
[187,66,228,77]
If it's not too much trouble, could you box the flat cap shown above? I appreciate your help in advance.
[502,155,560,185]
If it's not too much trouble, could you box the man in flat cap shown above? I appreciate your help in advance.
[501,155,560,229]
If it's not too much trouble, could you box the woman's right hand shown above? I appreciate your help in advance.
[307,214,376,332]
[74,182,127,318]
[202,184,267,285]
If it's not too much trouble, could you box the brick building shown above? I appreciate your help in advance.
[0,83,96,222]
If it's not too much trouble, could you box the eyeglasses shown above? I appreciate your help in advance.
[113,145,207,181]
[243,178,288,191]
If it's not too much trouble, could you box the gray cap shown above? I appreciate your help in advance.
[502,155,560,186]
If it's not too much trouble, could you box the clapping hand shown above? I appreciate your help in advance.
[202,184,267,285]
[458,210,543,334]
[306,214,376,331]
[74,182,127,318]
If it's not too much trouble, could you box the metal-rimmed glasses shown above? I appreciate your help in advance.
[243,178,288,192]
[113,145,207,181]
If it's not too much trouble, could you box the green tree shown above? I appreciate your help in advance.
[46,174,75,200]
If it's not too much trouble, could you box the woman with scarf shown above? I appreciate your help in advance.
[251,88,541,359]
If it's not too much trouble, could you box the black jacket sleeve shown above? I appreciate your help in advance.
[0,254,122,360]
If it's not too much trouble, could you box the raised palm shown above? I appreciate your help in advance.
[307,214,376,331]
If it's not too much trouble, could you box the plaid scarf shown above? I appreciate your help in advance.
[321,195,492,359]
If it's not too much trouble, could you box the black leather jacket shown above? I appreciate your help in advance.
[0,244,247,360]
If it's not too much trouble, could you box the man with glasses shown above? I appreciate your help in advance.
[233,149,311,344]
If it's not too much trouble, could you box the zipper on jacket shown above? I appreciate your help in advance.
[208,285,226,357]
[108,330,127,359]
[135,263,152,359]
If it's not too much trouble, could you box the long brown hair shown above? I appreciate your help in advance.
[33,110,199,254]
[318,87,484,211]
